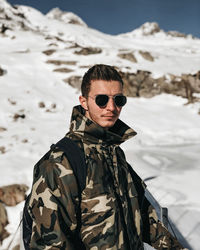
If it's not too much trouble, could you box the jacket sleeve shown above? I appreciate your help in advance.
[141,190,184,249]
[28,151,80,250]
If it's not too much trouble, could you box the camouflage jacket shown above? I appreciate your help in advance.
[28,105,183,250]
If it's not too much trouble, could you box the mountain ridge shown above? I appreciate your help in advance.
[0,0,200,103]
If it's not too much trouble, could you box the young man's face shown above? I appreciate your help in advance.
[79,80,124,128]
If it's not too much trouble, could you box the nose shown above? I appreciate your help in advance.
[106,97,116,111]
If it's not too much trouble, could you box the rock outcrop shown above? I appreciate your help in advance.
[63,75,82,90]
[0,66,6,76]
[117,52,137,63]
[120,70,200,102]
[0,184,28,206]
[139,51,154,61]
[0,183,29,245]
[0,202,9,243]
[46,7,88,27]
[74,47,102,55]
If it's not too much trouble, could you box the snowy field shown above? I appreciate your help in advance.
[1,92,200,249]
[0,1,200,249]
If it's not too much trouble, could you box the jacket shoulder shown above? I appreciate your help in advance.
[32,148,73,187]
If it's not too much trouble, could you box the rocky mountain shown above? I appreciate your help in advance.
[46,7,88,27]
[118,22,193,38]
[1,0,200,105]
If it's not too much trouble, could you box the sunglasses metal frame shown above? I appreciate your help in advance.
[88,94,127,107]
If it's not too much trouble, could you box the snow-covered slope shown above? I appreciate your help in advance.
[0,0,200,249]
[118,21,193,38]
[46,7,88,27]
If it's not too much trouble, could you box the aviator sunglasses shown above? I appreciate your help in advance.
[89,94,127,107]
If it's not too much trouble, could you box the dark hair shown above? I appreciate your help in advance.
[81,64,124,97]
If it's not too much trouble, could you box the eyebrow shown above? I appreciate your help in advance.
[93,93,123,96]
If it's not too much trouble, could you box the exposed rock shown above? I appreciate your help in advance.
[46,8,87,27]
[156,73,200,103]
[45,104,56,112]
[51,103,56,109]
[46,60,77,66]
[45,35,64,42]
[0,23,10,34]
[117,52,137,63]
[140,22,160,36]
[79,65,91,69]
[48,42,58,47]
[0,2,35,32]
[13,113,26,121]
[38,101,45,108]
[0,184,29,206]
[74,47,102,55]
[0,202,9,244]
[0,66,6,76]
[22,139,28,143]
[167,31,187,38]
[45,103,57,113]
[193,70,200,80]
[13,11,25,19]
[0,127,7,132]
[139,51,154,61]
[120,70,157,97]
[179,72,200,103]
[42,49,56,56]
[120,70,200,102]
[61,67,200,104]
[53,67,73,73]
[68,42,81,49]
[0,146,6,154]
[63,76,82,90]
[8,98,16,105]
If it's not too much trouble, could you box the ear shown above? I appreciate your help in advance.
[79,95,88,111]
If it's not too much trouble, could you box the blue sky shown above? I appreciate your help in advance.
[7,0,200,37]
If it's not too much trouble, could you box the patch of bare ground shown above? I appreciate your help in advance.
[8,98,16,105]
[139,50,154,61]
[42,49,56,56]
[53,67,74,73]
[120,70,200,105]
[0,202,9,243]
[46,60,77,66]
[0,184,29,206]
[0,66,7,76]
[117,52,137,63]
[0,184,29,244]
[0,127,7,132]
[74,47,102,55]
[0,146,6,154]
[63,76,82,90]
[13,113,26,121]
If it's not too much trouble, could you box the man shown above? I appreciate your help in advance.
[28,64,184,249]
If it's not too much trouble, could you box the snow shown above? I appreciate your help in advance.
[46,7,88,27]
[0,1,200,249]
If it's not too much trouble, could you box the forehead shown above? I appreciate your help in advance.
[89,80,123,95]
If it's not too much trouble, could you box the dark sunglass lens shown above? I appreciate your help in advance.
[115,95,127,106]
[95,95,109,106]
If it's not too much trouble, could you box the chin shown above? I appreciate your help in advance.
[100,120,116,128]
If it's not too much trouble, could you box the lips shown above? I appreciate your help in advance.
[102,115,116,118]
[102,113,117,117]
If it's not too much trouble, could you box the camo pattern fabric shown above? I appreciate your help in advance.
[28,105,184,249]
